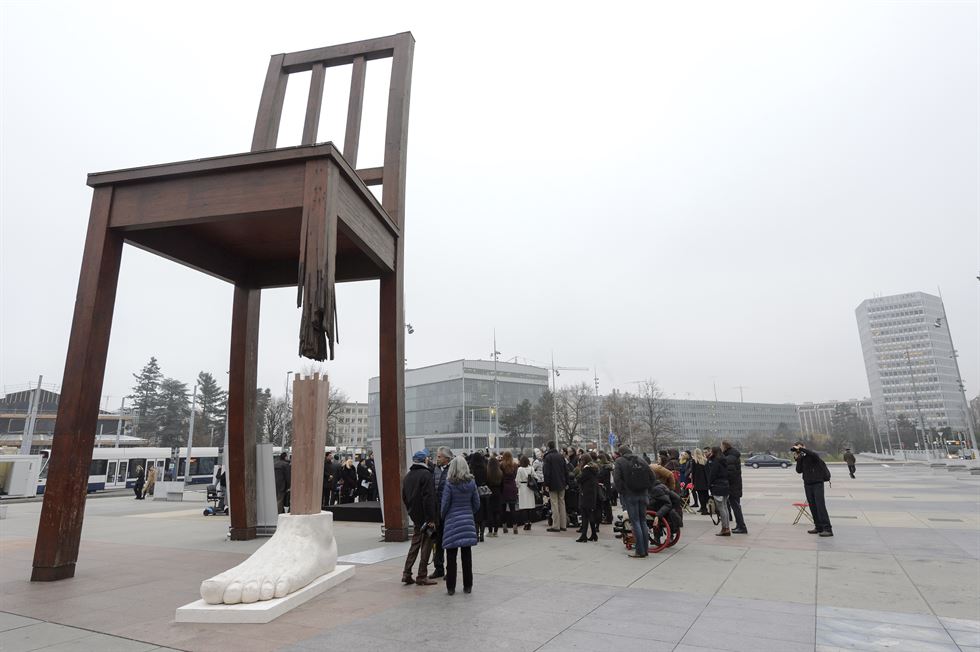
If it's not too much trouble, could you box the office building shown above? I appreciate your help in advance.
[856,291,973,438]
[664,398,801,447]
[797,399,875,438]
[331,401,369,450]
[0,384,137,450]
[367,359,549,451]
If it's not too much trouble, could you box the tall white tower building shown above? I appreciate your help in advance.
[855,292,974,447]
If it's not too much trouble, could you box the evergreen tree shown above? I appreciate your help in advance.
[129,357,163,440]
[156,377,190,448]
[831,403,872,453]
[500,399,533,453]
[196,371,227,446]
[532,389,555,449]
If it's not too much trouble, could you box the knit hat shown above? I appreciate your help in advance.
[412,448,429,463]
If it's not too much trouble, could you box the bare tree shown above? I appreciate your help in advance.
[603,390,639,449]
[263,395,292,446]
[635,380,675,454]
[325,386,349,446]
[556,383,592,449]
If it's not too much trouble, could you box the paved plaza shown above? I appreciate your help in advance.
[1,461,978,651]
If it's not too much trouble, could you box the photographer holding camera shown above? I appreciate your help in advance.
[792,442,833,537]
[401,449,439,585]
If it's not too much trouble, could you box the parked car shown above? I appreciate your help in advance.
[744,454,792,469]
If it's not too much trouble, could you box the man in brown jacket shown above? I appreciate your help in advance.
[843,449,856,479]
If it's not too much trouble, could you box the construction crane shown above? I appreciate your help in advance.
[732,385,750,403]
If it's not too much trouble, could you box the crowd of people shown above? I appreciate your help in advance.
[400,438,837,592]
[271,450,379,514]
[402,441,747,594]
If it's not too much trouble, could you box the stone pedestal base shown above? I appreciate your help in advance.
[176,565,354,623]
[199,511,339,605]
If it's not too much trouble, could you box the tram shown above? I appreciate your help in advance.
[36,446,225,495]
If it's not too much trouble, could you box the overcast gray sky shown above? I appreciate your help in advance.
[2,0,977,407]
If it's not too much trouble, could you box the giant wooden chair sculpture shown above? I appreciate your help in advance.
[32,33,414,582]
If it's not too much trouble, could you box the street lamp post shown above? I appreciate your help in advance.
[935,315,978,457]
[184,382,198,488]
[470,407,493,451]
[904,349,933,459]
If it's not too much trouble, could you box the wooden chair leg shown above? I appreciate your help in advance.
[378,270,407,542]
[33,188,122,581]
[228,285,260,541]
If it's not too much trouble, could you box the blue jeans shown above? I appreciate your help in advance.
[622,494,649,555]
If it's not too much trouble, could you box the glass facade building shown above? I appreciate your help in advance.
[368,360,549,451]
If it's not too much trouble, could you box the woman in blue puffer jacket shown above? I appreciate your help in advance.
[440,455,481,595]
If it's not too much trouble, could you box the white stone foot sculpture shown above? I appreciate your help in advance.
[201,511,338,605]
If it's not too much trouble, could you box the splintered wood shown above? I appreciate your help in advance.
[289,373,330,515]
[297,161,339,361]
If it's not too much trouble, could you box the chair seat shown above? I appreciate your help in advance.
[88,143,399,289]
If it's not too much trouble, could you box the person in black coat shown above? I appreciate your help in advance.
[401,450,438,585]
[574,458,600,542]
[133,465,145,500]
[648,479,683,534]
[366,456,379,500]
[542,442,568,531]
[793,443,833,537]
[468,451,489,541]
[339,458,358,504]
[564,454,580,528]
[690,448,710,514]
[722,441,747,534]
[596,452,614,524]
[356,459,373,502]
[274,452,291,513]
[322,453,334,509]
[706,446,731,536]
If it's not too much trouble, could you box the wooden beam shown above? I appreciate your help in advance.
[356,166,384,186]
[228,284,260,540]
[252,54,288,151]
[379,264,407,542]
[281,33,408,71]
[302,63,326,146]
[108,165,305,231]
[32,187,123,581]
[88,144,340,187]
[123,229,245,285]
[343,56,366,167]
[338,179,395,272]
[247,256,381,288]
[288,375,329,515]
[381,33,414,229]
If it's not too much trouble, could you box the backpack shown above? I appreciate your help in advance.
[625,456,653,492]
[819,458,832,482]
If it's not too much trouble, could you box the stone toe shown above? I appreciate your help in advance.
[241,579,260,603]
[223,580,243,605]
[274,576,291,598]
[260,577,276,601]
[200,578,228,605]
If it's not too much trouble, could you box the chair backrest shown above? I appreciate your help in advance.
[251,32,414,227]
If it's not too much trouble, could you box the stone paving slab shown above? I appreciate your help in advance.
[1,464,979,651]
